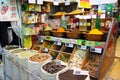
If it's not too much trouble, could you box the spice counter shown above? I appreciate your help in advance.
[2,46,90,80]
[33,18,118,80]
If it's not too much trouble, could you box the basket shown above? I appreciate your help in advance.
[51,31,65,37]
[85,34,104,41]
[66,31,80,39]
[39,30,51,36]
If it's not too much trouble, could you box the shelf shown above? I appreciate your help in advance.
[49,51,59,60]
[22,10,43,13]
[22,22,44,25]
[39,36,106,49]
[57,52,71,63]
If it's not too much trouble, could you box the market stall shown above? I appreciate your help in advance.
[2,0,119,80]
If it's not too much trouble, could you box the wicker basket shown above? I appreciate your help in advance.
[51,31,65,37]
[85,34,104,41]
[39,30,51,36]
[66,31,80,39]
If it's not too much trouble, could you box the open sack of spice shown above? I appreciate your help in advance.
[56,67,90,80]
[27,53,52,80]
[40,59,69,80]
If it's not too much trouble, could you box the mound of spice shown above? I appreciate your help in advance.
[29,54,50,62]
[57,27,65,32]
[88,29,103,35]
[42,61,66,74]
[58,70,87,80]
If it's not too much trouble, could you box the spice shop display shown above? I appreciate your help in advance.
[69,49,87,68]
[40,60,68,80]
[58,70,88,80]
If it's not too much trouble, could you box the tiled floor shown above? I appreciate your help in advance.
[0,62,4,80]
[0,36,120,80]
[104,36,120,80]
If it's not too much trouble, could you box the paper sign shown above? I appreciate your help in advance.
[65,43,74,48]
[54,41,62,46]
[53,1,59,5]
[92,14,97,19]
[90,47,102,53]
[39,39,44,43]
[28,0,36,3]
[37,0,43,4]
[65,2,70,6]
[43,48,48,52]
[73,69,89,75]
[100,14,106,19]
[80,46,87,50]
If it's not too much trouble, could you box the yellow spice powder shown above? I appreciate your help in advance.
[88,29,103,35]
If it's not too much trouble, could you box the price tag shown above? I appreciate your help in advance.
[77,45,87,50]
[56,61,61,65]
[43,48,48,52]
[54,41,61,46]
[81,46,87,50]
[73,69,81,75]
[37,0,43,4]
[90,47,102,53]
[65,43,74,48]
[39,39,44,43]
[28,0,36,3]
[73,69,89,75]
[100,14,106,19]
[53,0,59,5]
[65,2,70,6]
[92,14,97,19]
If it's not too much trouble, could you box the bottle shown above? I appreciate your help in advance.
[73,18,79,29]
[96,16,101,30]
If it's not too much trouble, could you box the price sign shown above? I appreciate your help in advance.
[53,0,59,5]
[73,69,89,75]
[54,41,62,46]
[43,48,48,52]
[77,45,87,50]
[39,39,44,43]
[81,46,87,50]
[28,0,36,3]
[37,0,43,4]
[65,2,70,6]
[56,61,61,65]
[65,43,74,48]
[73,70,81,75]
[90,47,102,53]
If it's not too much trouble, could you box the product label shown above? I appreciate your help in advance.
[28,0,36,3]
[90,47,102,53]
[43,48,48,52]
[65,43,74,48]
[73,69,89,75]
[39,39,44,43]
[54,41,62,46]
[37,0,43,4]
